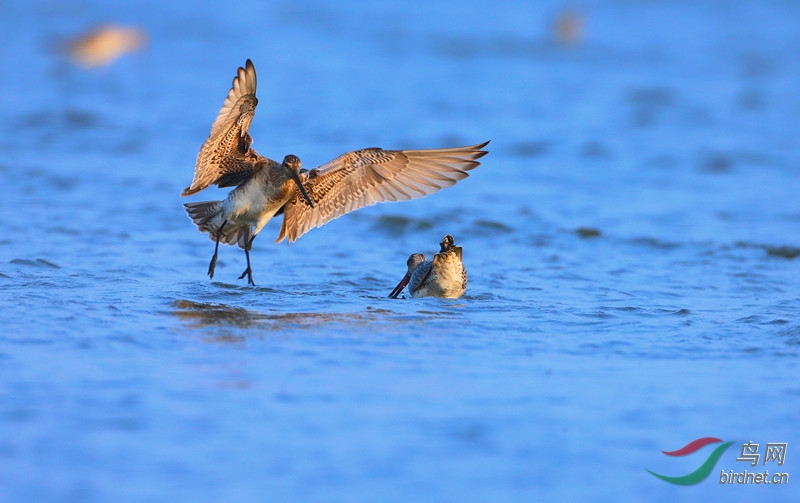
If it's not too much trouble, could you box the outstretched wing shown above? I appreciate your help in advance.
[276,141,489,243]
[182,59,259,196]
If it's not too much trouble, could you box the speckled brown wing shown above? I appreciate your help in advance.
[182,60,259,196]
[408,259,433,296]
[275,141,489,243]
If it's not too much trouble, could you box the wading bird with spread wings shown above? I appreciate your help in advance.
[182,60,489,285]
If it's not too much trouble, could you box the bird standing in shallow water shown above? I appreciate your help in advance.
[389,235,467,299]
[182,60,489,285]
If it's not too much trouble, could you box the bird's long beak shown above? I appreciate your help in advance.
[289,171,314,208]
[388,275,410,299]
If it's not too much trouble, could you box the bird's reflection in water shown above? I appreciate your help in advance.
[174,299,272,329]
[173,299,396,335]
[172,299,459,342]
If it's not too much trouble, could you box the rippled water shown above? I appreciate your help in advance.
[1,1,798,501]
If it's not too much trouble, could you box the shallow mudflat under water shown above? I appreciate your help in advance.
[1,1,798,501]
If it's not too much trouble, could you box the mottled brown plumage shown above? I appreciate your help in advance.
[182,59,260,196]
[277,142,489,243]
[389,235,467,299]
[181,59,488,286]
[183,154,312,285]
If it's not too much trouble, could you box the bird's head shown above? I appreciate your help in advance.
[407,253,427,274]
[282,154,302,173]
[282,154,314,208]
[389,253,427,299]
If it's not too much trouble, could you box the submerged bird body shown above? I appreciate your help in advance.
[182,59,488,285]
[390,235,467,299]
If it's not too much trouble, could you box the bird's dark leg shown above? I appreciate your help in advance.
[238,233,258,286]
[208,220,227,280]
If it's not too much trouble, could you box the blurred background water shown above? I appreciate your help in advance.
[0,0,798,501]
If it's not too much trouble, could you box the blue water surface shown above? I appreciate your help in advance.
[0,1,798,501]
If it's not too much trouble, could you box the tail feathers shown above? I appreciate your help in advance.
[184,201,250,247]
[432,245,463,267]
[184,201,224,232]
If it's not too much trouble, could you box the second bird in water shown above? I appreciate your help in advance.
[389,235,467,299]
